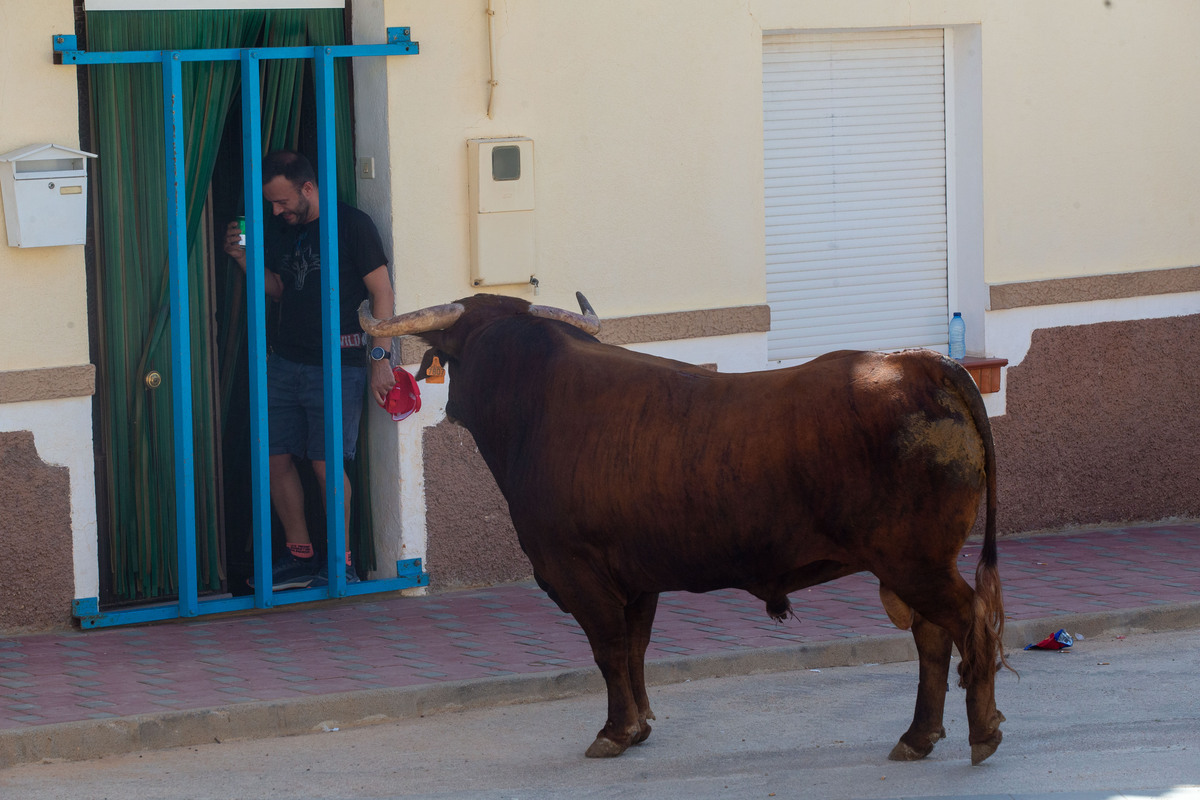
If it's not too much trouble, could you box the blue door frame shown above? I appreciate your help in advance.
[53,28,429,629]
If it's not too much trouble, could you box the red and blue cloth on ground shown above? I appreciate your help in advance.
[1025,628,1074,650]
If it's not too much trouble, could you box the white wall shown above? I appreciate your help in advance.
[0,398,100,599]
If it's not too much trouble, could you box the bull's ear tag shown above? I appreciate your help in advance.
[426,356,446,384]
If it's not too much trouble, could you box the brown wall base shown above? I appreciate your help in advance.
[990,312,1200,533]
[422,421,529,591]
[0,431,75,633]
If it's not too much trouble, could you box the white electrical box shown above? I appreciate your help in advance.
[467,137,535,286]
[0,143,96,248]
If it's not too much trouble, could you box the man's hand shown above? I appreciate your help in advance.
[362,265,397,405]
[371,358,396,406]
[223,220,246,270]
[227,219,283,299]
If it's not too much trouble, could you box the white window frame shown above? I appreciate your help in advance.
[944,24,986,358]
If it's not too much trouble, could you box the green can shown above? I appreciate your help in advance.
[237,216,246,247]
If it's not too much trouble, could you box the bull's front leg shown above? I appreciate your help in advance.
[572,604,643,758]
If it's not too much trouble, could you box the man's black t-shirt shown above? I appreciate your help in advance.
[266,202,388,367]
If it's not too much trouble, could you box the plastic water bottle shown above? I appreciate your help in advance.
[948,312,966,360]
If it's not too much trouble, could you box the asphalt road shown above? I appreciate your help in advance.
[2,628,1198,800]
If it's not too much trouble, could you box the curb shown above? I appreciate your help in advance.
[3,602,1198,770]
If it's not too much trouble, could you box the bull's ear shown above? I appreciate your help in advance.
[415,348,448,382]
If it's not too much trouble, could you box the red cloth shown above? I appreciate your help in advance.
[380,367,422,421]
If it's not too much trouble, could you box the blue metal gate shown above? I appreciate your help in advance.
[54,27,429,628]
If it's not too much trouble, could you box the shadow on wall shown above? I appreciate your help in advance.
[0,431,74,632]
[991,312,1200,534]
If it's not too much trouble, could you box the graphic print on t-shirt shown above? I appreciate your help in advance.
[283,230,317,292]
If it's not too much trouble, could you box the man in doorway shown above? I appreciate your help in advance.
[225,150,395,590]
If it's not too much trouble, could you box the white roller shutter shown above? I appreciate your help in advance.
[764,29,948,363]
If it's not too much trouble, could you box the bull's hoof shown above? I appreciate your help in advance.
[888,740,929,761]
[585,736,627,758]
[888,726,945,761]
[970,729,1003,766]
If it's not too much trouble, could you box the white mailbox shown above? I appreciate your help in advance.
[0,144,96,248]
[467,137,535,286]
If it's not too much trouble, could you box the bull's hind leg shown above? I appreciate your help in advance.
[887,571,1004,765]
[888,610,952,761]
[957,601,1005,766]
[625,592,660,745]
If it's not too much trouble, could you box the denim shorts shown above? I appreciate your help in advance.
[267,353,368,461]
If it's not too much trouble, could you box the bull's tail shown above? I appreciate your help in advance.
[962,519,1015,686]
[945,357,1015,687]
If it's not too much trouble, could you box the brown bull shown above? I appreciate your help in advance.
[360,293,1010,765]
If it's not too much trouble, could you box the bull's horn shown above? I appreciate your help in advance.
[529,292,600,335]
[359,300,465,337]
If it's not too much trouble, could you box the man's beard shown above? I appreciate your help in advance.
[287,197,311,226]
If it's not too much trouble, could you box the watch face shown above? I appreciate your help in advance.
[370,346,387,361]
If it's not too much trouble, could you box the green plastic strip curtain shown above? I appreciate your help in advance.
[88,8,373,602]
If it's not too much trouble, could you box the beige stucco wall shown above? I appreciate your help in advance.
[381,0,1200,309]
[980,1,1200,283]
[383,0,767,319]
[0,2,91,371]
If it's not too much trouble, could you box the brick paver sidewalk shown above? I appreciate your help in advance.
[2,523,1198,731]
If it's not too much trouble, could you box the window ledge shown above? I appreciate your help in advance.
[960,356,1008,394]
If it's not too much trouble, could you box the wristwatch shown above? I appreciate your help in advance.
[369,346,391,362]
